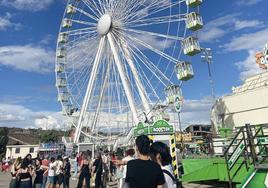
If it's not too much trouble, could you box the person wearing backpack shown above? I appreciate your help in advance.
[150,141,182,188]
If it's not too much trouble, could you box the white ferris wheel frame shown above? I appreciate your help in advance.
[55,0,191,144]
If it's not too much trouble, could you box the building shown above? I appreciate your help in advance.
[5,145,39,159]
[211,71,268,133]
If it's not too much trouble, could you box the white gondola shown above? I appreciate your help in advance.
[186,0,202,8]
[67,4,76,14]
[57,48,66,58]
[186,12,203,31]
[62,105,78,116]
[62,105,72,116]
[62,19,72,28]
[58,92,69,102]
[182,36,201,56]
[55,63,66,73]
[165,85,182,104]
[56,77,67,88]
[58,33,69,43]
[176,61,194,81]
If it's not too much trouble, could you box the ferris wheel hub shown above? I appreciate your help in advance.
[97,14,112,35]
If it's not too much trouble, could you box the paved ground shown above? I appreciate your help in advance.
[0,171,118,188]
[0,171,222,188]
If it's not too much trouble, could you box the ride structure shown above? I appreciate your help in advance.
[55,0,204,148]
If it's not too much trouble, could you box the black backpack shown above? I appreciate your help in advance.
[162,169,183,188]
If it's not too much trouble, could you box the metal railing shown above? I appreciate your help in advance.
[224,124,268,188]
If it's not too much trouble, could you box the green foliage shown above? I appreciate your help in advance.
[0,127,9,159]
[40,130,59,143]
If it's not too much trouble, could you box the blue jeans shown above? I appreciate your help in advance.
[41,176,47,188]
[73,161,78,177]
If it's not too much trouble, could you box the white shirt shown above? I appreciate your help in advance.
[162,165,175,188]
[48,162,56,177]
[55,160,63,175]
[119,155,134,188]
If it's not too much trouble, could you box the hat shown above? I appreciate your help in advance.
[63,156,68,160]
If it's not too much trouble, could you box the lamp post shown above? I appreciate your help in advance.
[201,48,215,101]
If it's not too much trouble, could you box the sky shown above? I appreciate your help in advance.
[0,0,268,130]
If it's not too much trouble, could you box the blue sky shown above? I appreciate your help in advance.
[0,0,268,129]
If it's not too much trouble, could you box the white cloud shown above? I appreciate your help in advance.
[0,96,214,132]
[236,0,263,6]
[167,97,213,129]
[0,12,22,31]
[234,20,263,30]
[222,28,268,52]
[0,103,67,130]
[221,28,268,80]
[0,44,55,73]
[1,0,54,11]
[199,14,263,43]
[235,50,265,80]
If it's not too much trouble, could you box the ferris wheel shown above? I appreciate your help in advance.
[55,0,203,144]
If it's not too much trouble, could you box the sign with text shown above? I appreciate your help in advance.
[134,119,174,137]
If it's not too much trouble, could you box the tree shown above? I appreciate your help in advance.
[40,130,59,143]
[0,127,9,159]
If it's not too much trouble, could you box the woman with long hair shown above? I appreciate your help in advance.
[150,142,176,188]
[77,153,91,188]
[9,157,22,188]
[17,159,33,188]
[33,159,44,188]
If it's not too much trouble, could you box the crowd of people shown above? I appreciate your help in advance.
[1,135,182,188]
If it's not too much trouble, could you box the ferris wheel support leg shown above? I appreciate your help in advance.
[107,32,139,124]
[122,41,152,118]
[73,36,105,144]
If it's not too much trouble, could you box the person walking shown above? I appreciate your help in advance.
[77,153,91,188]
[150,142,178,188]
[119,149,135,188]
[33,159,44,188]
[41,155,49,188]
[72,153,78,180]
[17,159,33,188]
[47,157,56,188]
[55,155,64,188]
[63,156,71,188]
[9,157,22,188]
[125,135,165,188]
[93,153,103,188]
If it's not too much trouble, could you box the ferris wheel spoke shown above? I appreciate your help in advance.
[125,14,186,27]
[115,36,152,116]
[125,39,171,86]
[124,40,162,102]
[122,27,183,41]
[71,19,97,27]
[73,6,99,22]
[124,0,165,21]
[82,0,102,17]
[126,34,178,64]
[91,55,110,131]
[127,0,184,23]
[134,55,161,103]
[61,27,96,36]
[67,34,98,50]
